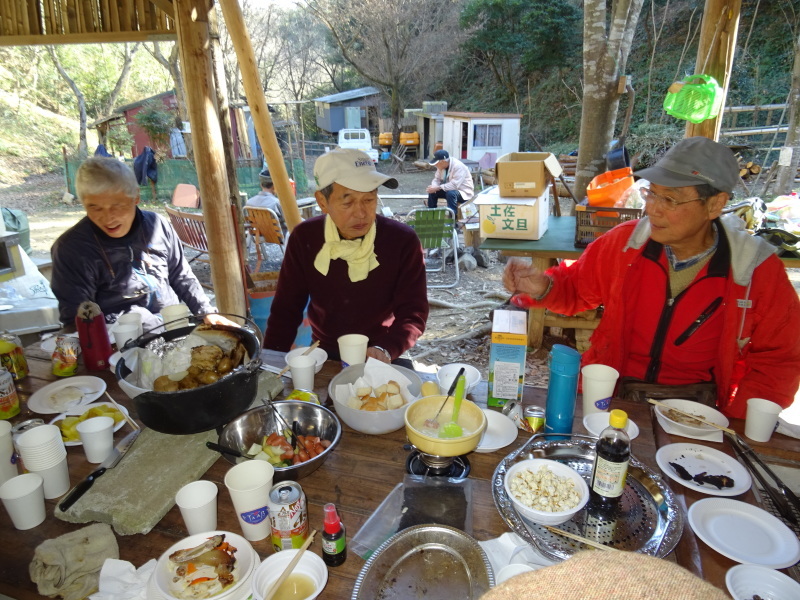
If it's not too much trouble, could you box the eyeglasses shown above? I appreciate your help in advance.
[641,188,706,211]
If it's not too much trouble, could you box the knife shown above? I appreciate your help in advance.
[59,428,140,511]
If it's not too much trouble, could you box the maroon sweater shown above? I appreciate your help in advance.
[264,215,429,360]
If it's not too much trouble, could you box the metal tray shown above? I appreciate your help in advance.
[492,434,684,561]
[351,524,494,599]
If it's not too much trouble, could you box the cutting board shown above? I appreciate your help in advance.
[55,427,218,535]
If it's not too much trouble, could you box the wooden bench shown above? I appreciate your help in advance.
[165,206,210,264]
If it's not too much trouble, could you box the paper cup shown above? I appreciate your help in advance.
[161,303,191,331]
[16,425,66,471]
[581,364,619,415]
[176,480,218,535]
[76,416,114,463]
[0,421,18,486]
[112,323,140,350]
[338,334,369,367]
[288,354,316,390]
[0,473,46,530]
[116,313,143,338]
[224,461,274,541]
[744,398,783,442]
[28,456,70,499]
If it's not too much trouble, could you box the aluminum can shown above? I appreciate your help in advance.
[268,481,309,551]
[52,335,80,377]
[524,405,545,434]
[0,368,19,419]
[0,333,28,380]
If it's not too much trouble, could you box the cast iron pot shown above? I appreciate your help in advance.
[115,316,263,435]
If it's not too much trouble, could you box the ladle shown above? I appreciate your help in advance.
[439,374,466,438]
[424,367,465,429]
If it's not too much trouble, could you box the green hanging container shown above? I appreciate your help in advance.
[663,74,724,124]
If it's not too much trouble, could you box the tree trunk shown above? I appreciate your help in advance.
[774,32,800,195]
[574,0,644,204]
[102,42,140,118]
[47,46,88,158]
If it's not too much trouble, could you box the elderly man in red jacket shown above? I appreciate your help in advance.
[504,137,800,418]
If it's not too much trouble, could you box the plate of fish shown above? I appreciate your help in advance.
[655,443,751,497]
[27,376,107,414]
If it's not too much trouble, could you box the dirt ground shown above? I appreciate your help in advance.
[0,164,556,383]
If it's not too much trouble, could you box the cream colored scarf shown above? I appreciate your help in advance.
[313,215,379,282]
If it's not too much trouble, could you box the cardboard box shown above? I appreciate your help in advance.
[473,186,549,240]
[495,152,563,197]
[488,310,528,408]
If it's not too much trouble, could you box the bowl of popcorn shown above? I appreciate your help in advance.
[328,360,423,435]
[504,458,589,525]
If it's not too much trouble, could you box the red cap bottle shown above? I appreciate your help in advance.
[322,503,347,566]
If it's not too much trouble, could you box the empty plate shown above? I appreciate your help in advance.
[27,376,107,414]
[655,443,751,497]
[689,498,800,569]
[476,409,518,453]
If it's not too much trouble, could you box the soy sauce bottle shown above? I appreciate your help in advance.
[589,409,630,510]
[322,503,346,566]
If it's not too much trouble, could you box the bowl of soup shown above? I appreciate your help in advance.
[404,395,487,457]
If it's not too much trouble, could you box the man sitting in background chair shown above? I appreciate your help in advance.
[246,169,287,235]
[426,149,474,220]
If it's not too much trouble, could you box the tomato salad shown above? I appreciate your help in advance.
[245,431,332,467]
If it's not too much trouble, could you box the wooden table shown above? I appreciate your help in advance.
[1,346,799,598]
[481,216,800,347]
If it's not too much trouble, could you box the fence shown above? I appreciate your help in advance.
[720,104,789,145]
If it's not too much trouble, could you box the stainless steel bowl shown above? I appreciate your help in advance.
[217,401,342,481]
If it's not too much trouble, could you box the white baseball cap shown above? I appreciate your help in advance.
[314,148,398,192]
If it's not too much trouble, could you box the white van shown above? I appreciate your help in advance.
[337,129,379,164]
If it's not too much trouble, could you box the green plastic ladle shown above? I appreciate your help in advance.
[439,375,466,438]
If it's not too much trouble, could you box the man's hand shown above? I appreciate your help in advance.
[503,258,551,298]
[426,185,440,194]
[203,313,241,328]
[367,346,391,363]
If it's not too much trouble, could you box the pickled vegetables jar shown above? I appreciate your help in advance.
[0,367,20,419]
[0,332,28,381]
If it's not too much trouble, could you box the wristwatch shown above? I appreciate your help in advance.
[373,346,391,361]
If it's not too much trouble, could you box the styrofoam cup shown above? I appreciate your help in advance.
[581,364,619,415]
[76,416,114,463]
[338,334,369,367]
[161,303,191,330]
[27,456,70,499]
[116,313,143,338]
[176,480,218,535]
[112,323,140,350]
[0,421,18,486]
[288,354,316,390]
[744,398,783,442]
[0,473,46,530]
[224,461,274,541]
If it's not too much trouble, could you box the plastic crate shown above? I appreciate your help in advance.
[574,205,643,248]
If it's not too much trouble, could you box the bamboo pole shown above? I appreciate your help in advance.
[174,0,245,317]
[100,0,109,31]
[109,0,119,31]
[20,0,31,35]
[217,0,302,231]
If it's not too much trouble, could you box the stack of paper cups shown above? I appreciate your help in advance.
[15,425,70,499]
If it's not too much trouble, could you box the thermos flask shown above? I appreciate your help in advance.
[544,344,581,438]
[75,302,113,371]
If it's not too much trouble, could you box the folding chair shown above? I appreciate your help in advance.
[407,207,460,288]
[171,183,201,208]
[244,206,286,272]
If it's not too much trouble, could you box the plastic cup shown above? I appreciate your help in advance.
[0,421,18,486]
[288,354,316,390]
[744,398,783,442]
[116,313,143,338]
[581,364,620,415]
[27,456,70,499]
[338,334,369,367]
[161,303,191,331]
[112,323,139,350]
[0,473,46,530]
[176,480,218,535]
[76,416,115,463]
[224,460,274,541]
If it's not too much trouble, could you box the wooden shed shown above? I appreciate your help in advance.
[313,86,382,134]
[441,111,522,163]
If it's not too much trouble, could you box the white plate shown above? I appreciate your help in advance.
[48,402,130,446]
[689,498,800,569]
[582,412,640,440]
[476,409,518,453]
[656,443,751,496]
[27,376,107,414]
[726,564,800,600]
[654,399,729,435]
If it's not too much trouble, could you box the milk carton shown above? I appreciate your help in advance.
[487,310,528,408]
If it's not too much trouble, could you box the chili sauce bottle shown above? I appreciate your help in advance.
[589,409,630,509]
[322,502,347,566]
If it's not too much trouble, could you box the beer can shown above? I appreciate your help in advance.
[268,481,309,551]
[0,368,20,419]
[0,333,28,381]
[52,335,80,377]
[524,405,545,434]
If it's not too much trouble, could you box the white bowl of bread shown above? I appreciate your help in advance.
[328,362,422,434]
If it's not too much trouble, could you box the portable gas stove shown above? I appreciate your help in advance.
[405,448,471,478]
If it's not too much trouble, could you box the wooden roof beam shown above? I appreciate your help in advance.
[0,31,176,47]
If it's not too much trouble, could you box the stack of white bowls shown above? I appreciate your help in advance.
[15,424,70,499]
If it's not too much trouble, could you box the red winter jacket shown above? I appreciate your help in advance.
[532,215,800,418]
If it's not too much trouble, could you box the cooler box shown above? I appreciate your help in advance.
[249,272,312,348]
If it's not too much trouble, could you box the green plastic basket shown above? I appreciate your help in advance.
[663,75,723,124]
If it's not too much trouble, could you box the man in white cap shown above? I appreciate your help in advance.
[426,149,474,217]
[504,136,800,418]
[264,148,428,364]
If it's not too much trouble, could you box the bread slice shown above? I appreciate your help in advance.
[190,324,241,355]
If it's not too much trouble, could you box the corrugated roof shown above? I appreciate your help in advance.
[313,86,380,104]
[443,111,522,119]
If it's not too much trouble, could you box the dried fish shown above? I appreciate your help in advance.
[668,462,692,481]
